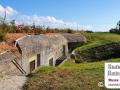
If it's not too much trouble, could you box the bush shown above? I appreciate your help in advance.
[66,29,73,33]
[85,30,93,33]
[109,28,120,34]
[0,28,6,42]
[70,54,75,59]
[74,54,84,63]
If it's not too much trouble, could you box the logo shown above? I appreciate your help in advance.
[105,63,120,89]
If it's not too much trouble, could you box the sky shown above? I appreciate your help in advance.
[0,0,120,32]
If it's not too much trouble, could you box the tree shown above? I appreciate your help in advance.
[109,20,120,34]
[0,11,10,33]
[109,28,120,34]
[10,19,16,33]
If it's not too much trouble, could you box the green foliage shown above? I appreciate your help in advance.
[0,28,6,42]
[109,28,120,34]
[66,29,73,33]
[85,30,93,33]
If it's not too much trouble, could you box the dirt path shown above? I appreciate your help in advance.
[0,75,27,90]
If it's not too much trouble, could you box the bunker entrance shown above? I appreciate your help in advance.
[30,60,35,72]
[63,45,66,56]
[68,42,84,53]
[37,54,41,67]
[49,58,53,66]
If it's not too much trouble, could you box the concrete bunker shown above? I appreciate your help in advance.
[15,34,68,74]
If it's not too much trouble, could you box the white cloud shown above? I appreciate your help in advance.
[0,5,17,17]
[0,4,92,30]
[17,15,64,25]
[15,15,92,30]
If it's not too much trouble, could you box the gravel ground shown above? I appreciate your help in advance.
[0,75,27,90]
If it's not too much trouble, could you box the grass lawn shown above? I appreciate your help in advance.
[75,40,111,51]
[85,33,120,42]
[23,58,120,90]
[75,33,120,52]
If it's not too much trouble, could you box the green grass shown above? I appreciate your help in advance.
[24,58,120,90]
[85,33,120,42]
[75,40,111,51]
[75,33,120,52]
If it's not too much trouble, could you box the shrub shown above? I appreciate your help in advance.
[0,28,6,42]
[74,54,84,63]
[85,30,93,33]
[70,54,75,59]
[66,29,73,33]
[109,28,120,34]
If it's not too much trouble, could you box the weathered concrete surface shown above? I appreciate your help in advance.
[62,33,86,43]
[0,51,23,75]
[0,75,27,90]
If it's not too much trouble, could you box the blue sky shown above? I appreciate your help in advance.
[0,0,120,31]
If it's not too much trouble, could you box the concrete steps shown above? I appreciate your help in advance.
[55,56,67,66]
[12,59,26,74]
